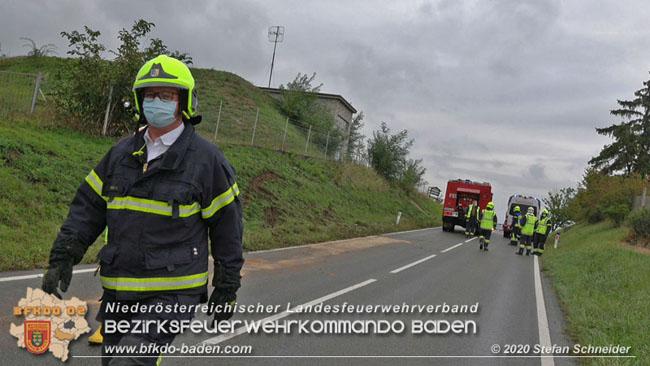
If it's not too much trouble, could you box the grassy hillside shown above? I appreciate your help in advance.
[542,223,649,364]
[0,56,325,157]
[0,56,441,271]
[0,118,440,271]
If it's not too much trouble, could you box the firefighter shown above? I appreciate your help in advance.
[516,207,537,256]
[533,209,552,256]
[478,202,498,251]
[41,55,244,365]
[510,206,523,246]
[465,201,480,237]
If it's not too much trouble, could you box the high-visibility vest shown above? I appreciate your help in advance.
[536,217,550,235]
[522,214,537,235]
[480,209,496,230]
[513,213,522,228]
[466,204,478,219]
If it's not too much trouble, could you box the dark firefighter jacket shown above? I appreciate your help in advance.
[55,123,243,300]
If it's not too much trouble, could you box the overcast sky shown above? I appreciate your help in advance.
[3,0,650,214]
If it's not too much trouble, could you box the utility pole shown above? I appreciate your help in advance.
[267,26,285,88]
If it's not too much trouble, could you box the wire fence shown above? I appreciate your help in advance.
[0,70,43,118]
[0,71,370,164]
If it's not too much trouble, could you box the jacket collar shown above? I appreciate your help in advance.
[133,122,194,170]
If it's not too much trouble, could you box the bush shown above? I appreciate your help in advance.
[569,169,645,224]
[628,208,650,239]
[604,203,629,226]
[52,20,192,136]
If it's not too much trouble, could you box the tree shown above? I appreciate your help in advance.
[278,72,322,122]
[543,187,576,231]
[21,37,57,58]
[367,122,413,182]
[278,72,343,155]
[53,20,192,135]
[589,75,650,177]
[346,111,365,160]
[398,158,427,195]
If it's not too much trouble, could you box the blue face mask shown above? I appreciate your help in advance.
[143,98,178,128]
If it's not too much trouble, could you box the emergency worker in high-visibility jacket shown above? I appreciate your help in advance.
[465,201,480,237]
[510,206,523,246]
[533,209,552,256]
[516,207,537,256]
[478,202,498,251]
[41,55,244,365]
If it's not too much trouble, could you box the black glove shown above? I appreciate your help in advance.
[42,236,85,299]
[208,262,241,326]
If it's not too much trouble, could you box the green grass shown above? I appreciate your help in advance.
[0,119,116,270]
[542,222,650,365]
[0,119,441,271]
[1,56,327,158]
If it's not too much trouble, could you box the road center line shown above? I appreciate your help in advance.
[389,254,437,274]
[201,278,377,345]
[534,256,555,366]
[464,237,477,243]
[0,268,96,282]
[441,243,464,253]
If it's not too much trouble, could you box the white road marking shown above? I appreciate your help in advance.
[441,243,464,253]
[201,278,377,345]
[534,256,555,366]
[0,268,96,282]
[464,237,477,243]
[389,254,437,274]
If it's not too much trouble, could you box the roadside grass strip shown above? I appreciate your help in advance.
[542,222,650,364]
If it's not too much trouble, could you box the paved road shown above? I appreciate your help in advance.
[1,227,574,365]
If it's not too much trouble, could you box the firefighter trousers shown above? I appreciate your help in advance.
[533,233,547,255]
[519,234,533,253]
[466,218,478,236]
[479,229,492,247]
[98,292,202,366]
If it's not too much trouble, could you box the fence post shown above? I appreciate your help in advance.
[30,73,42,114]
[251,107,259,145]
[281,117,289,151]
[102,86,114,137]
[324,131,330,158]
[213,100,222,143]
[305,125,312,154]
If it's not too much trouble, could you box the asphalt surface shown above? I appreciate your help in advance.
[1,227,574,365]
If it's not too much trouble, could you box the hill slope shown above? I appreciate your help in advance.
[0,56,327,157]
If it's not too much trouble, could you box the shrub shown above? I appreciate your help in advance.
[604,203,629,226]
[628,208,650,239]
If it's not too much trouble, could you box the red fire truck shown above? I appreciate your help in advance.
[441,179,493,232]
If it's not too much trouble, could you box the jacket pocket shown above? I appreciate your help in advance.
[97,245,119,265]
[142,243,199,271]
[151,182,194,205]
[102,177,129,198]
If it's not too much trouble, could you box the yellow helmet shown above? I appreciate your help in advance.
[132,55,200,123]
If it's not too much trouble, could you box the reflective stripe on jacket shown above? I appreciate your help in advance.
[57,123,243,300]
